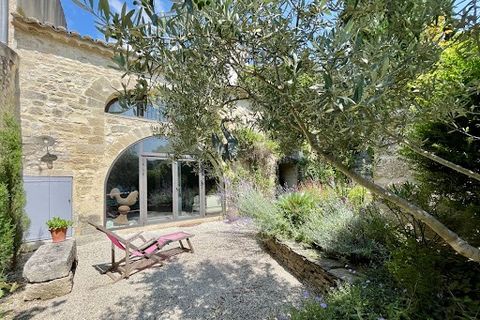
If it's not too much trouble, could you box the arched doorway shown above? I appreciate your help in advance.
[105,136,222,229]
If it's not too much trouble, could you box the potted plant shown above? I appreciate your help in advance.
[46,217,73,243]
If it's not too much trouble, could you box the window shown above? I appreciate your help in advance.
[105,137,223,229]
[105,97,165,121]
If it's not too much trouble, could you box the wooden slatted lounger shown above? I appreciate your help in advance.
[88,221,194,282]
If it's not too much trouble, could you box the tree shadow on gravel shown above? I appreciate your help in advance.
[98,258,300,320]
[10,299,66,320]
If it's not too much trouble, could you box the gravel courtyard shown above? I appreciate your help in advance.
[2,220,305,320]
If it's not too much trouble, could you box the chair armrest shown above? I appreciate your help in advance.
[137,238,158,251]
[126,231,144,242]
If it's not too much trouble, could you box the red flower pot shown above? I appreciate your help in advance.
[50,228,68,243]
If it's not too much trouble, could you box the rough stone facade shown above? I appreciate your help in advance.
[262,237,360,293]
[0,41,19,123]
[12,17,157,235]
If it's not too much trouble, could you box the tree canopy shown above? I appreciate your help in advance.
[75,0,480,262]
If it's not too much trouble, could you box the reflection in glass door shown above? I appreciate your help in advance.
[178,161,201,218]
[146,158,174,222]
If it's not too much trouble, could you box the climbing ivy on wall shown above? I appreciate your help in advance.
[230,128,281,194]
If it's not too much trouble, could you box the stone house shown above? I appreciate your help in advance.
[0,0,410,243]
[0,0,223,241]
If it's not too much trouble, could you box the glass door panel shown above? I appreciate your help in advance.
[205,174,223,216]
[178,161,201,218]
[105,143,140,229]
[146,158,173,222]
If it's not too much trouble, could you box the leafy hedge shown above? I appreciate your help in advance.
[0,114,27,279]
[0,184,14,275]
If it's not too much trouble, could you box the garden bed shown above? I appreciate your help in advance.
[261,236,361,293]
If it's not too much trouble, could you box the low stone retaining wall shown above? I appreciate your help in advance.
[262,237,360,293]
[23,239,77,300]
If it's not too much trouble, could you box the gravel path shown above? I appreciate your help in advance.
[2,221,305,320]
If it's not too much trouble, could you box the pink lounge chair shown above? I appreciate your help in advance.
[88,222,194,282]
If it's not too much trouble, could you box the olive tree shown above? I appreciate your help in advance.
[75,0,480,261]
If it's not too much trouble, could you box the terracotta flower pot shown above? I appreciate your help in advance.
[50,228,68,243]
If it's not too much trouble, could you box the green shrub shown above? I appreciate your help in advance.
[0,115,27,263]
[0,184,14,275]
[346,185,372,210]
[403,40,480,247]
[381,41,480,318]
[235,184,288,236]
[0,114,26,297]
[298,181,338,202]
[386,239,443,318]
[298,144,350,187]
[239,182,391,262]
[277,192,319,226]
[290,271,410,320]
[441,254,480,320]
[276,191,322,241]
[299,156,338,186]
[381,182,480,319]
[302,200,388,262]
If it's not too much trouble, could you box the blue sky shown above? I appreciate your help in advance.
[61,0,470,40]
[61,0,173,40]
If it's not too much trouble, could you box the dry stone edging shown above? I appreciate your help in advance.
[23,239,77,301]
[262,236,362,293]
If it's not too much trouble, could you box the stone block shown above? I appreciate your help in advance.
[23,239,77,283]
[24,272,74,301]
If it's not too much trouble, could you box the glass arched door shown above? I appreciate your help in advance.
[106,136,210,229]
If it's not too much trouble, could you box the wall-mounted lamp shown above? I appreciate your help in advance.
[38,136,57,169]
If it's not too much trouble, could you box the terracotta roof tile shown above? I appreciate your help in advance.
[12,12,115,51]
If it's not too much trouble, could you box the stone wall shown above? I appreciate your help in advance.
[13,25,156,235]
[262,237,360,293]
[0,42,20,124]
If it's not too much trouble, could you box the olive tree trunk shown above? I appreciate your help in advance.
[383,130,480,182]
[399,137,480,182]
